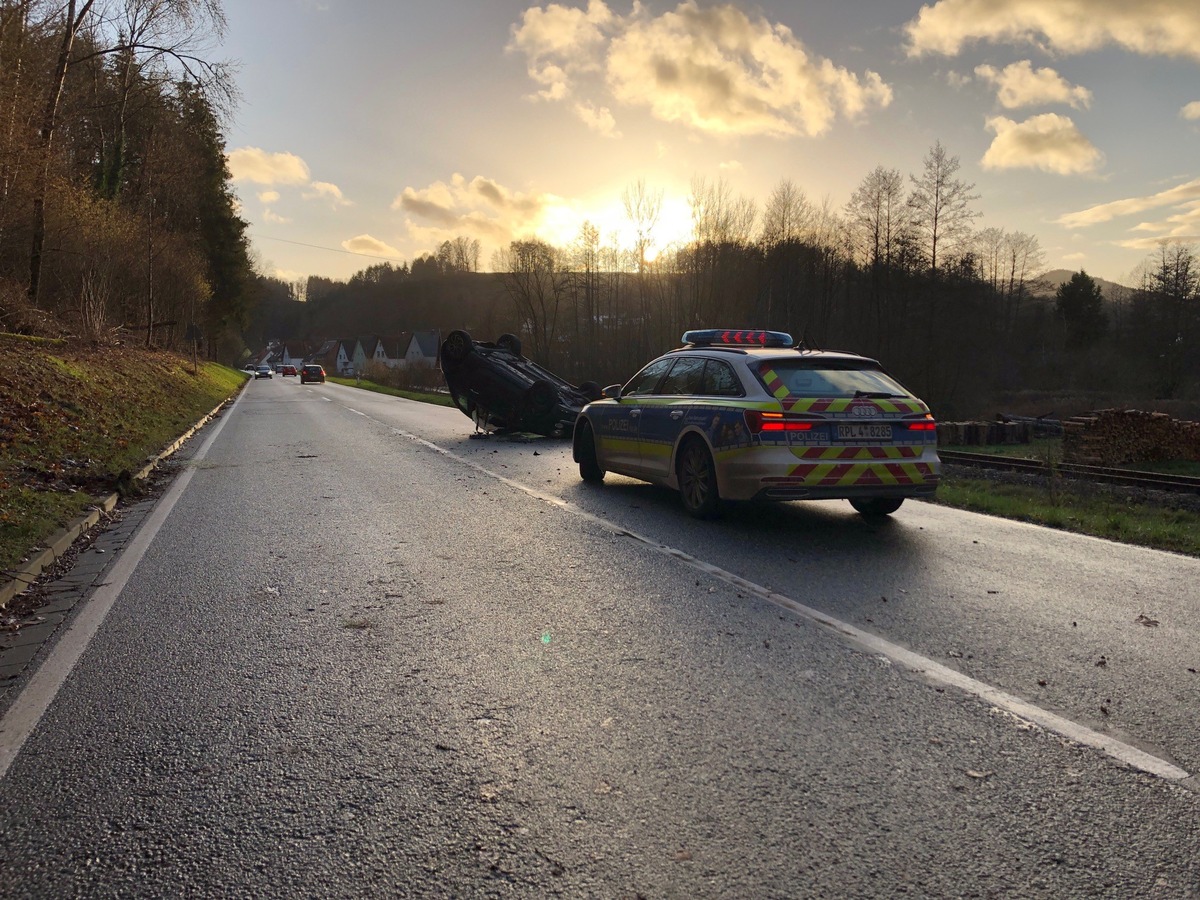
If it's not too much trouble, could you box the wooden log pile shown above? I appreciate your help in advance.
[1062,409,1200,465]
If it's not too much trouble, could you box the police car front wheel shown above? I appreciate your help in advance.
[576,421,605,483]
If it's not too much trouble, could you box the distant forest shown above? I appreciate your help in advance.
[253,147,1199,421]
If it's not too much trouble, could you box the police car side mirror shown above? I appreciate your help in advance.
[603,384,622,400]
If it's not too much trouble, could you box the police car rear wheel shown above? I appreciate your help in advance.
[577,422,605,483]
[678,439,720,519]
[850,497,904,517]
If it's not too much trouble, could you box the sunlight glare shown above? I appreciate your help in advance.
[534,193,694,258]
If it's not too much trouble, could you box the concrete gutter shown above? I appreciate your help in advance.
[0,391,239,611]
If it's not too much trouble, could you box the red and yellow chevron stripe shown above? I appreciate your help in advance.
[764,461,937,487]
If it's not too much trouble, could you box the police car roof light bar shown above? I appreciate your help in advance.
[682,329,794,348]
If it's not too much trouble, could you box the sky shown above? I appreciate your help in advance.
[219,0,1200,286]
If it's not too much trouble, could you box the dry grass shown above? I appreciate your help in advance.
[0,334,244,573]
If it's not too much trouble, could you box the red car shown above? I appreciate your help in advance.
[281,364,297,377]
[300,364,326,384]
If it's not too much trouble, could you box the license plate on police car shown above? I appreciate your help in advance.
[836,423,892,440]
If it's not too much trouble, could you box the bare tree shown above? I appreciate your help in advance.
[908,141,980,276]
[436,236,480,273]
[29,0,96,301]
[28,0,233,301]
[622,177,662,274]
[492,238,567,365]
[760,178,814,248]
[845,166,907,270]
[1001,230,1045,331]
[689,175,756,246]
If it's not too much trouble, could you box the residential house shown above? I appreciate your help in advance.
[280,342,313,368]
[306,339,350,375]
[405,330,441,369]
[351,336,383,375]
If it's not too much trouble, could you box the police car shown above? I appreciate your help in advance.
[572,329,940,518]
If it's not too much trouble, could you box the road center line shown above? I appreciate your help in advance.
[391,422,1190,783]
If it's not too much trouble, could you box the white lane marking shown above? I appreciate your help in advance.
[385,420,1189,783]
[0,392,244,780]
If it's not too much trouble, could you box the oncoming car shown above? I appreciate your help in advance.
[572,329,940,519]
[254,364,273,379]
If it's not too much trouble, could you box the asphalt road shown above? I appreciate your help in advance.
[1,376,1198,898]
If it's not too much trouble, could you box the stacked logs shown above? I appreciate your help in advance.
[1062,409,1200,465]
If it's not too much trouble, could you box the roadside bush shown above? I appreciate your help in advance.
[360,359,446,393]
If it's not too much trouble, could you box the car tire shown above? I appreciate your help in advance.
[576,421,605,483]
[850,497,904,517]
[678,438,720,519]
[442,330,474,366]
[523,379,557,418]
[579,380,602,402]
[497,333,522,357]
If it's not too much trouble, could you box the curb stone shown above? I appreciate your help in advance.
[0,390,239,611]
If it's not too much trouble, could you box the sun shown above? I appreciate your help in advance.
[535,193,694,258]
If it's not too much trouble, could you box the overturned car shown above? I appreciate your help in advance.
[440,330,601,437]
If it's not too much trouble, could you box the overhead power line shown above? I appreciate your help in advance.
[250,232,407,263]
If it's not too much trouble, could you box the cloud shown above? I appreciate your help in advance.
[303,181,352,207]
[1056,177,1200,227]
[574,101,620,137]
[981,114,1103,174]
[263,209,291,224]
[975,61,1092,109]
[508,0,614,100]
[258,190,280,203]
[718,159,742,171]
[509,1,892,138]
[341,234,403,258]
[227,147,311,185]
[1115,200,1200,247]
[1181,101,1200,121]
[905,0,1200,61]
[392,173,556,242]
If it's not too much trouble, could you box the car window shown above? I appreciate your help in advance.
[759,360,910,398]
[656,358,706,395]
[623,358,673,396]
[701,360,743,397]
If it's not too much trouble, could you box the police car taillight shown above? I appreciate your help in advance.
[682,329,794,348]
[744,410,813,433]
[906,414,937,431]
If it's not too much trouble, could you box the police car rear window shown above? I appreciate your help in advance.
[758,360,910,399]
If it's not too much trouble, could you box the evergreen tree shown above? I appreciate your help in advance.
[1055,270,1107,349]
[174,81,252,357]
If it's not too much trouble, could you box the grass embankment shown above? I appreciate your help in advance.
[0,334,245,573]
[327,375,454,407]
[934,439,1200,556]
